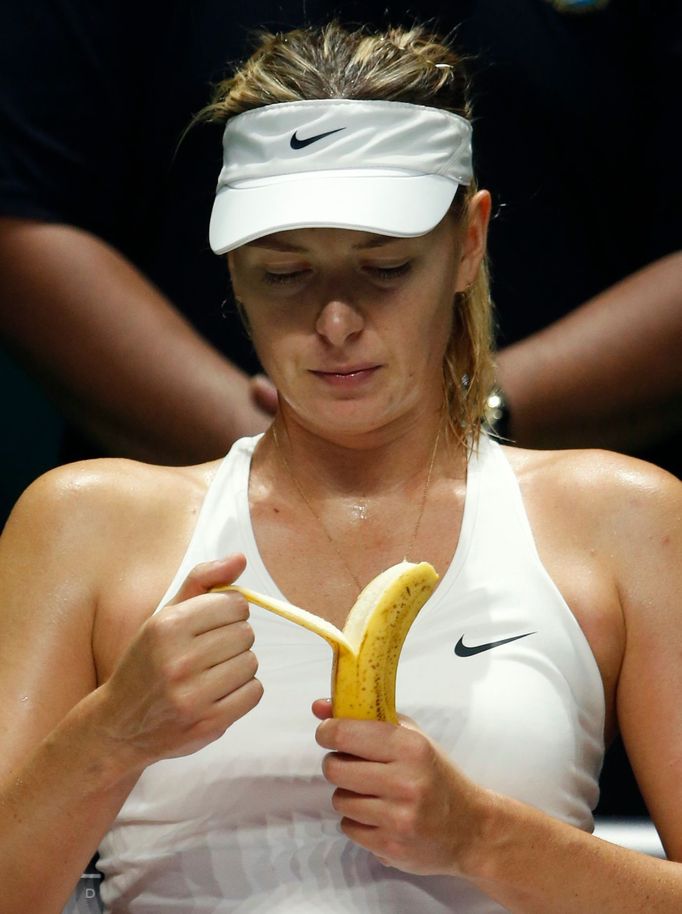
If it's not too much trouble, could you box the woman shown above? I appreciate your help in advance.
[1,22,680,914]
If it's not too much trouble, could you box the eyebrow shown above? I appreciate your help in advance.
[246,234,404,252]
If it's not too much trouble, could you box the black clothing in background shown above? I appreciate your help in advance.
[386,0,681,478]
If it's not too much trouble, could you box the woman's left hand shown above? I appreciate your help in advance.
[313,700,489,877]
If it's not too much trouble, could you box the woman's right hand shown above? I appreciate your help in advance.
[95,553,262,769]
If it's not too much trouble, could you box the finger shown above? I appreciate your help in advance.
[338,818,383,855]
[316,717,399,761]
[189,591,251,636]
[396,713,421,732]
[211,675,264,729]
[322,753,389,796]
[250,374,279,414]
[167,554,247,606]
[312,698,333,720]
[156,590,250,638]
[192,617,255,667]
[331,788,385,827]
[199,649,260,705]
[185,675,264,749]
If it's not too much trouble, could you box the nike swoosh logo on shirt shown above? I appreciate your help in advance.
[290,127,346,149]
[454,632,536,657]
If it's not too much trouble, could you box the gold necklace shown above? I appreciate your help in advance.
[271,422,442,594]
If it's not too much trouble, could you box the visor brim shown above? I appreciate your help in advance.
[209,172,460,254]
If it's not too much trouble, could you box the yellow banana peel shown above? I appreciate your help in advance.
[213,560,438,723]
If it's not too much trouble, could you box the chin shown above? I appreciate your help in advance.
[303,403,409,443]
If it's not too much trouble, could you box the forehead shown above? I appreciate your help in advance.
[238,217,458,256]
[244,228,412,253]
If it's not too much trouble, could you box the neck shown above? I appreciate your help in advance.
[249,407,469,598]
[258,405,466,501]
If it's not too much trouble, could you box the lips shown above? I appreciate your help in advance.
[312,364,379,377]
[310,364,381,386]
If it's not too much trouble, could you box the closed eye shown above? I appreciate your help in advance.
[263,269,310,285]
[367,262,412,281]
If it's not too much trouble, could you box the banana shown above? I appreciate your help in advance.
[213,560,438,723]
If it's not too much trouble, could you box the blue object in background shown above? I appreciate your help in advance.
[544,0,610,12]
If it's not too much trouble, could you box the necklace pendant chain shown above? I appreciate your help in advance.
[271,423,442,595]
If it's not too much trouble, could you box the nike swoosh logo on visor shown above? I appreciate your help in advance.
[290,127,346,149]
[454,632,536,657]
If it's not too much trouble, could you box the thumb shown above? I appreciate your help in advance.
[167,554,247,605]
[396,713,422,733]
[312,698,333,721]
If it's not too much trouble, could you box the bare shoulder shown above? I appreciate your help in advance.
[504,444,681,610]
[503,444,680,532]
[1,457,218,593]
[4,456,215,529]
[11,454,217,509]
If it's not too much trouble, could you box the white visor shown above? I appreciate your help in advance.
[209,98,473,254]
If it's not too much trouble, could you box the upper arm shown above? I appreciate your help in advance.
[607,463,682,859]
[0,465,102,777]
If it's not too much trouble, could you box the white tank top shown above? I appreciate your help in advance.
[98,435,605,913]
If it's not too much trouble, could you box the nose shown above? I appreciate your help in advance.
[315,298,364,348]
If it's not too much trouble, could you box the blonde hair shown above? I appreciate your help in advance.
[199,22,494,448]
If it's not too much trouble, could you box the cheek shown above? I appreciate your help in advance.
[407,302,454,392]
[245,313,306,391]
[247,320,286,373]
[436,299,455,353]
[410,284,455,362]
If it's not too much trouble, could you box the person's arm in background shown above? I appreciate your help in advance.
[496,250,682,452]
[0,3,283,467]
[0,218,277,464]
